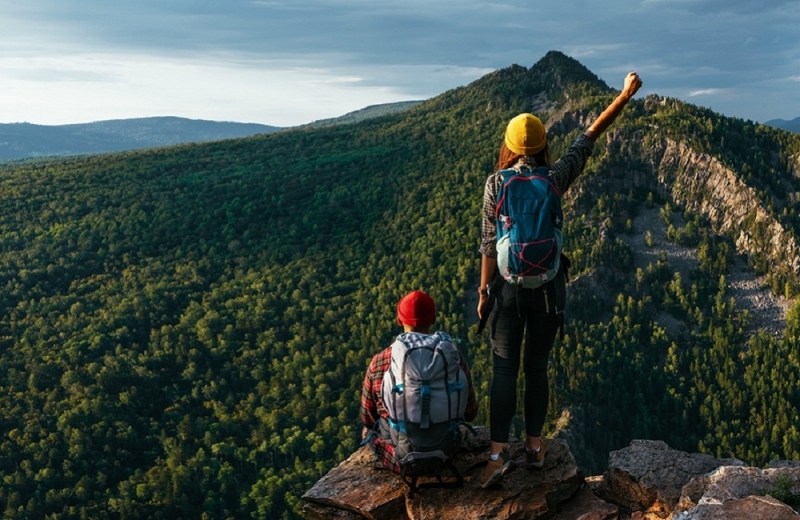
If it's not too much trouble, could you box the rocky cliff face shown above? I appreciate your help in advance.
[303,431,800,519]
[648,137,800,278]
[549,100,800,283]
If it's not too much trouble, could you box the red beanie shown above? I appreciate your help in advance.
[396,290,436,327]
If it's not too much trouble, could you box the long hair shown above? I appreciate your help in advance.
[495,142,552,171]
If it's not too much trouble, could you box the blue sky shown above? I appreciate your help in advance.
[1,0,798,127]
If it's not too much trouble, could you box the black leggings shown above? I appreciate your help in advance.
[489,281,560,443]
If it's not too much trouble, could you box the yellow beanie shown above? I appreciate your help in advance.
[504,113,546,155]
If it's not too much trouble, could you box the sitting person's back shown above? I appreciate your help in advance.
[360,290,478,475]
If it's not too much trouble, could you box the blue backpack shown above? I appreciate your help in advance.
[495,165,563,289]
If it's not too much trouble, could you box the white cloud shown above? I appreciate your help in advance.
[0,51,490,126]
[688,88,724,97]
[1,0,799,125]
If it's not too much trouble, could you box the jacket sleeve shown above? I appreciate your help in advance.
[479,173,500,258]
[549,133,594,194]
[359,353,383,428]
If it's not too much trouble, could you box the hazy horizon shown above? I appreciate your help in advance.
[1,1,798,127]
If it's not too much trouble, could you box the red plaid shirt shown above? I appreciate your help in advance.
[359,337,478,473]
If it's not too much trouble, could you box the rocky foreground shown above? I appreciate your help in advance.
[302,427,800,519]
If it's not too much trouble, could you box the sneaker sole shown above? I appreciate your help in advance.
[481,463,514,488]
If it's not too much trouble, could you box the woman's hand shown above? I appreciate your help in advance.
[622,72,643,101]
[478,255,497,320]
[584,71,643,141]
[477,291,488,319]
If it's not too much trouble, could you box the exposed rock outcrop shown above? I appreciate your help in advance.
[592,440,744,518]
[674,495,799,519]
[654,138,799,276]
[303,426,609,519]
[591,440,800,519]
[304,436,800,520]
[674,464,800,518]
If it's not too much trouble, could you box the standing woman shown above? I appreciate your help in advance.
[478,72,643,488]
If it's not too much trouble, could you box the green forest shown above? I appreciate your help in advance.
[0,51,799,519]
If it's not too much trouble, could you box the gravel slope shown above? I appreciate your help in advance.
[623,207,792,338]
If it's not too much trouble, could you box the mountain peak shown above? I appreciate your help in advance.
[530,50,610,92]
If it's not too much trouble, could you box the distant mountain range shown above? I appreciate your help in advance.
[0,102,425,162]
[0,117,281,161]
[2,103,794,163]
[764,116,800,133]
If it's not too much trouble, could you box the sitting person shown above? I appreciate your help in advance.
[360,290,478,473]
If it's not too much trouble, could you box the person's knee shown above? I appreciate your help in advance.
[522,358,548,377]
[492,356,519,378]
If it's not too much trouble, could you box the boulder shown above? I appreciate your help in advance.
[672,494,799,519]
[675,464,800,516]
[772,461,800,469]
[301,446,406,520]
[595,440,744,518]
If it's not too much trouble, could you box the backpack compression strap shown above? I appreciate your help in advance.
[399,334,445,431]
[420,380,431,429]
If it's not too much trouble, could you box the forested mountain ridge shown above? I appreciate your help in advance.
[0,50,798,519]
[592,123,800,294]
[297,100,425,129]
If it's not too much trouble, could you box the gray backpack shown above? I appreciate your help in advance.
[381,331,469,495]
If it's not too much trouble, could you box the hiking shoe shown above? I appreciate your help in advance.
[525,440,547,469]
[480,451,516,488]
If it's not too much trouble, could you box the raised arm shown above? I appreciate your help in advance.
[583,72,643,141]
